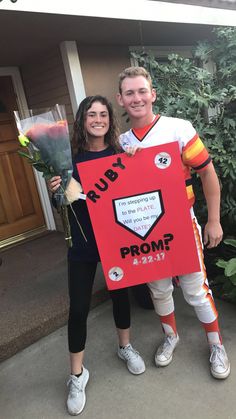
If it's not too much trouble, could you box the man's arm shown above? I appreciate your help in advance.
[198,162,223,248]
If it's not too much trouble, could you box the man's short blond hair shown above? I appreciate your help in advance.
[118,66,153,93]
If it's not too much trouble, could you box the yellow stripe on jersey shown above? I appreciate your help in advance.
[183,137,205,162]
[186,185,194,200]
[186,185,195,207]
[182,135,210,172]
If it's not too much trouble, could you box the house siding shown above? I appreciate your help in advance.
[20,47,74,232]
[20,47,74,128]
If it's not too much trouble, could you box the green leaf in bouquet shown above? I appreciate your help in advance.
[43,171,56,180]
[33,150,43,161]
[32,161,51,173]
[18,150,33,160]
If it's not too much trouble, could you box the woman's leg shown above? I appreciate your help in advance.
[109,287,131,345]
[109,287,145,374]
[117,328,130,347]
[66,260,97,415]
[68,260,97,373]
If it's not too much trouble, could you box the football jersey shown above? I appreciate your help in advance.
[119,115,211,207]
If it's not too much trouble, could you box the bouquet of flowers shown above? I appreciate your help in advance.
[14,104,86,247]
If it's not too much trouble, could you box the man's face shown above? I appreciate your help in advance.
[117,76,156,122]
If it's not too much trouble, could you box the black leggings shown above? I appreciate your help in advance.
[68,260,131,353]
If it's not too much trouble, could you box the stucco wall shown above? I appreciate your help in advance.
[78,45,132,132]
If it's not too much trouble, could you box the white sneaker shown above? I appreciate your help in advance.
[155,334,179,367]
[210,344,230,379]
[67,367,89,415]
[118,343,145,375]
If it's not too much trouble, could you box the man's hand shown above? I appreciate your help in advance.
[124,145,142,156]
[199,163,223,249]
[204,220,223,248]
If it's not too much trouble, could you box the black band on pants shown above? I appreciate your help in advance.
[68,260,130,353]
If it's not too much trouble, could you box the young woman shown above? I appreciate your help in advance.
[49,96,145,416]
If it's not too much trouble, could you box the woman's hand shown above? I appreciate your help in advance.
[47,176,61,193]
[65,177,83,203]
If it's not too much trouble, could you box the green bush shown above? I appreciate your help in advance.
[131,27,236,234]
[215,239,236,302]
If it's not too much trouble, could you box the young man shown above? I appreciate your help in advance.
[117,66,230,379]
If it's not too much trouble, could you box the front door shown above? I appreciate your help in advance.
[0,76,45,245]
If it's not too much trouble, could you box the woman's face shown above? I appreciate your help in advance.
[84,101,110,140]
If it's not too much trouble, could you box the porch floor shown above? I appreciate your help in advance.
[0,231,108,362]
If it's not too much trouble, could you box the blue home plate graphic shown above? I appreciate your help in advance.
[113,190,165,240]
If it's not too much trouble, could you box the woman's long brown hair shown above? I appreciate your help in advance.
[71,95,121,156]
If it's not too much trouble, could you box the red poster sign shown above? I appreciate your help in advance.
[78,142,200,290]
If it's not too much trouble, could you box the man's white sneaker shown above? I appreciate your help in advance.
[67,367,89,416]
[118,343,145,375]
[210,344,230,379]
[155,334,179,367]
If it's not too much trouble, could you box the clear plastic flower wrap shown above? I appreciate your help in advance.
[14,104,86,247]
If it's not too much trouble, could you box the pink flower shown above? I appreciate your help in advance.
[26,120,68,144]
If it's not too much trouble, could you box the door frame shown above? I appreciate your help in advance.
[0,66,55,230]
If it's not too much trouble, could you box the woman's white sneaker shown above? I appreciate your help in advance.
[210,344,230,379]
[67,367,89,415]
[155,334,179,367]
[118,343,145,374]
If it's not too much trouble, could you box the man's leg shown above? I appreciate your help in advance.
[179,215,230,379]
[148,278,179,366]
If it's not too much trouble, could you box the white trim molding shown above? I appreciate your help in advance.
[0,66,56,230]
[60,41,86,117]
[0,0,236,26]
